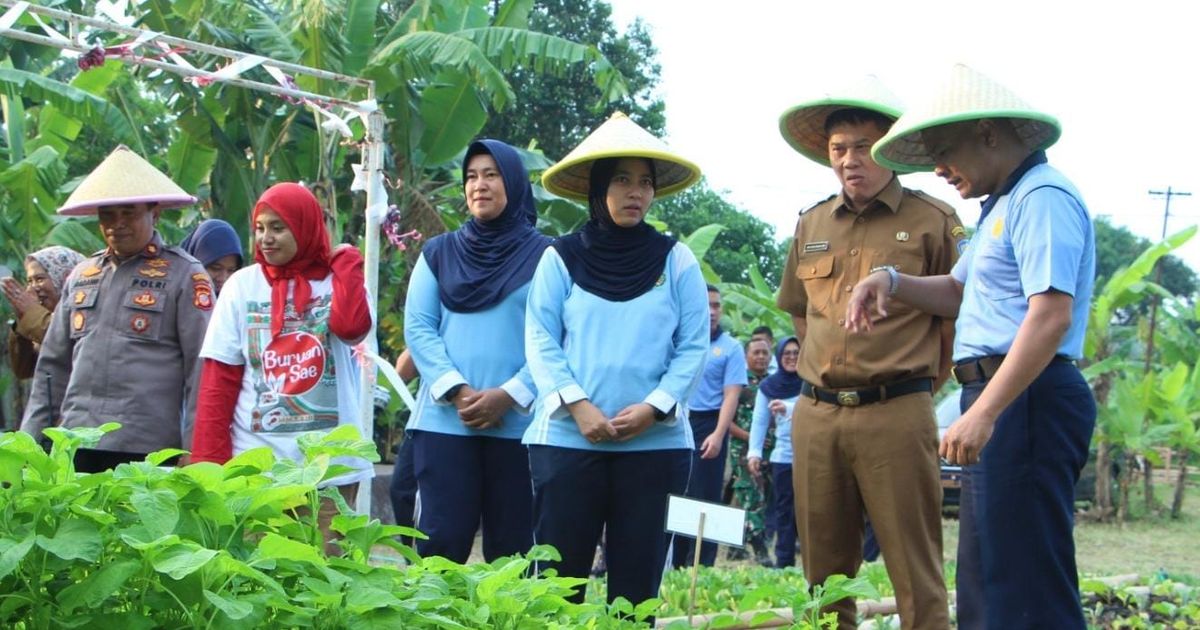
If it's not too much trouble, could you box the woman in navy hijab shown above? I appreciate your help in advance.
[403,139,552,563]
[180,219,243,295]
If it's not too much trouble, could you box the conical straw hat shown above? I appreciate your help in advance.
[541,112,701,201]
[778,75,905,167]
[872,64,1061,172]
[58,145,196,216]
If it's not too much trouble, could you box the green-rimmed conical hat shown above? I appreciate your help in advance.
[872,64,1061,172]
[778,75,905,167]
[541,112,701,201]
[59,145,196,216]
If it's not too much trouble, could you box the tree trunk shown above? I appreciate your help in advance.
[1171,449,1189,519]
[1094,441,1113,521]
[1144,456,1156,516]
[1117,454,1133,524]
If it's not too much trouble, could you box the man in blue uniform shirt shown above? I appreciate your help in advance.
[849,64,1097,629]
[673,284,746,567]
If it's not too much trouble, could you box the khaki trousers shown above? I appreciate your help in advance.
[792,391,949,630]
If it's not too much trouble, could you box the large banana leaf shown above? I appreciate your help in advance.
[342,0,381,75]
[369,31,512,109]
[0,146,67,247]
[167,114,218,196]
[0,69,136,147]
[44,219,105,254]
[418,71,487,166]
[457,27,629,104]
[493,0,533,29]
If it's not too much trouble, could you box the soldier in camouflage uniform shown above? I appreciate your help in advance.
[726,337,773,564]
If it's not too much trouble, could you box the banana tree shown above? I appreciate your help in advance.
[1083,225,1197,520]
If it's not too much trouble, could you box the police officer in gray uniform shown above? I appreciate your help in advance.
[21,146,214,472]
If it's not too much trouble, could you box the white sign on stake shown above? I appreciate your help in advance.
[665,494,746,548]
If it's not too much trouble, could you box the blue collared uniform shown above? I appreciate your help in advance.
[403,253,539,563]
[523,243,708,607]
[952,158,1097,630]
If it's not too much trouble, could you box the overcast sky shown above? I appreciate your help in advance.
[606,0,1200,268]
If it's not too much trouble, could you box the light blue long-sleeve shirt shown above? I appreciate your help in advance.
[522,243,709,452]
[747,391,796,465]
[404,254,537,440]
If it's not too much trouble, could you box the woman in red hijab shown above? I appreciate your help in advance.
[191,183,372,552]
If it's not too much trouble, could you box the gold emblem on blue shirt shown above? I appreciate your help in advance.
[713,347,723,357]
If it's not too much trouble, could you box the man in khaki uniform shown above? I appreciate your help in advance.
[776,78,964,629]
[21,146,213,472]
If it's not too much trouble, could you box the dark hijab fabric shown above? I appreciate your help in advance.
[551,158,676,302]
[180,219,244,267]
[423,139,552,313]
[758,336,802,400]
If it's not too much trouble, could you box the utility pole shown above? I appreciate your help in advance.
[1144,187,1192,374]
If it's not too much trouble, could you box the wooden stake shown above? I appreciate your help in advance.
[687,511,706,624]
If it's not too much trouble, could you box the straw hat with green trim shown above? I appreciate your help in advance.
[542,112,701,201]
[872,64,1062,172]
[58,145,196,216]
[778,75,905,167]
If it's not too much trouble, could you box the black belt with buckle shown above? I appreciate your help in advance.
[953,354,1075,385]
[800,377,933,407]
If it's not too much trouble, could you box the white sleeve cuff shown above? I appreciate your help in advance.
[500,377,536,414]
[546,383,587,420]
[644,389,677,416]
[430,370,467,405]
[747,448,764,460]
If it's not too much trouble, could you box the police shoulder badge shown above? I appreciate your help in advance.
[193,283,213,311]
[72,311,85,331]
[82,266,102,278]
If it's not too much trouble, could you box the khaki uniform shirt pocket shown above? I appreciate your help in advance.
[119,288,166,340]
[795,254,835,315]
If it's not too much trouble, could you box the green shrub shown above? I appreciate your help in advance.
[0,424,652,629]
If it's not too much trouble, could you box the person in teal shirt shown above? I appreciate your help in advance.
[524,113,706,608]
[405,139,551,563]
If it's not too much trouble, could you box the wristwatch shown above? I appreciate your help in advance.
[868,265,899,296]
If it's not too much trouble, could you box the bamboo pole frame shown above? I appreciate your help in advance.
[0,0,388,517]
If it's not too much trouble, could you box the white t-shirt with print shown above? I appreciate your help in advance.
[200,264,372,487]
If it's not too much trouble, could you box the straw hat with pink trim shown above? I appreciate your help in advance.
[58,145,196,216]
[872,64,1061,172]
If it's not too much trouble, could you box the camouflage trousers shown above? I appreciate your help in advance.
[729,456,772,562]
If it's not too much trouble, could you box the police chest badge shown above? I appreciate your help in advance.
[133,291,157,308]
[130,314,151,334]
[713,347,723,357]
[138,267,167,279]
